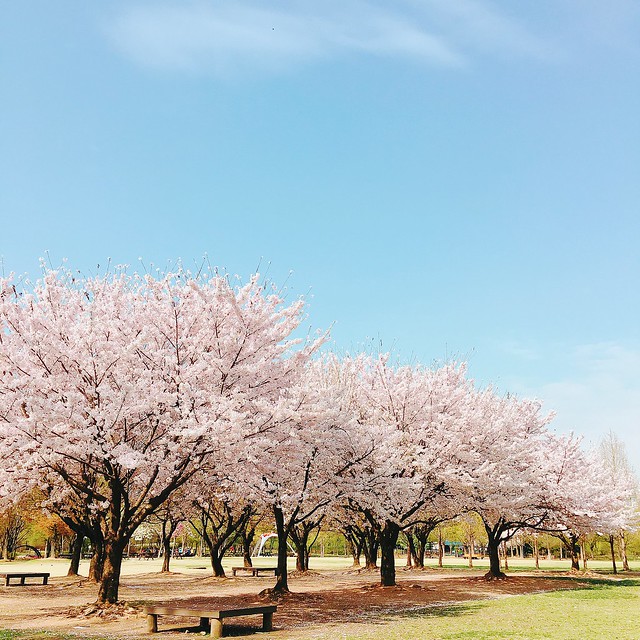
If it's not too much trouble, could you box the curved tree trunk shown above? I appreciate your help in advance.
[199,528,226,578]
[210,548,226,577]
[240,526,256,568]
[483,522,507,580]
[67,533,83,577]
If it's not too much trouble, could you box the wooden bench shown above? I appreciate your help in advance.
[1,572,50,586]
[231,566,278,577]
[144,605,276,638]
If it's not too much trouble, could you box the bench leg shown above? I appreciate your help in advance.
[263,611,273,632]
[210,618,223,638]
[200,617,209,630]
[20,576,26,585]
[146,613,158,633]
[43,576,49,585]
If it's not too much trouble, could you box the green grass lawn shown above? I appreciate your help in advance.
[308,577,640,640]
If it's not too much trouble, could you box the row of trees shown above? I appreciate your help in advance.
[0,268,637,603]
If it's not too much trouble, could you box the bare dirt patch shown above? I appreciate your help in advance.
[0,567,597,639]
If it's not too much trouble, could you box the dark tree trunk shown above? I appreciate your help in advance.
[161,535,172,573]
[199,528,226,578]
[609,534,618,575]
[67,533,83,577]
[556,533,581,571]
[296,544,308,572]
[379,521,400,587]
[290,526,308,572]
[190,501,254,579]
[362,526,379,569]
[413,524,433,569]
[210,548,226,577]
[240,526,255,568]
[97,538,127,604]
[483,522,507,580]
[437,527,443,568]
[568,541,580,571]
[160,518,178,573]
[272,505,290,593]
[341,524,366,567]
[487,539,503,578]
[290,521,320,573]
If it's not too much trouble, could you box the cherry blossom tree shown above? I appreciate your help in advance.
[456,389,555,579]
[544,434,637,572]
[345,356,473,587]
[0,266,318,603]
[243,354,371,593]
[598,431,638,572]
[189,484,257,578]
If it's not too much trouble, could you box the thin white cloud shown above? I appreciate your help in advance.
[524,342,640,473]
[412,0,556,60]
[105,0,552,76]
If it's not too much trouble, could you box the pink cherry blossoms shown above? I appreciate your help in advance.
[0,265,635,601]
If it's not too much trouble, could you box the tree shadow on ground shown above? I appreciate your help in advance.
[159,574,586,631]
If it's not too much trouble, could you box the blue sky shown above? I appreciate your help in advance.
[1,1,639,470]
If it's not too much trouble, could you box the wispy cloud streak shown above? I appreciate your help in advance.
[511,342,640,472]
[106,0,552,76]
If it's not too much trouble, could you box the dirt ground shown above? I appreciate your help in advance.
[0,562,600,639]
